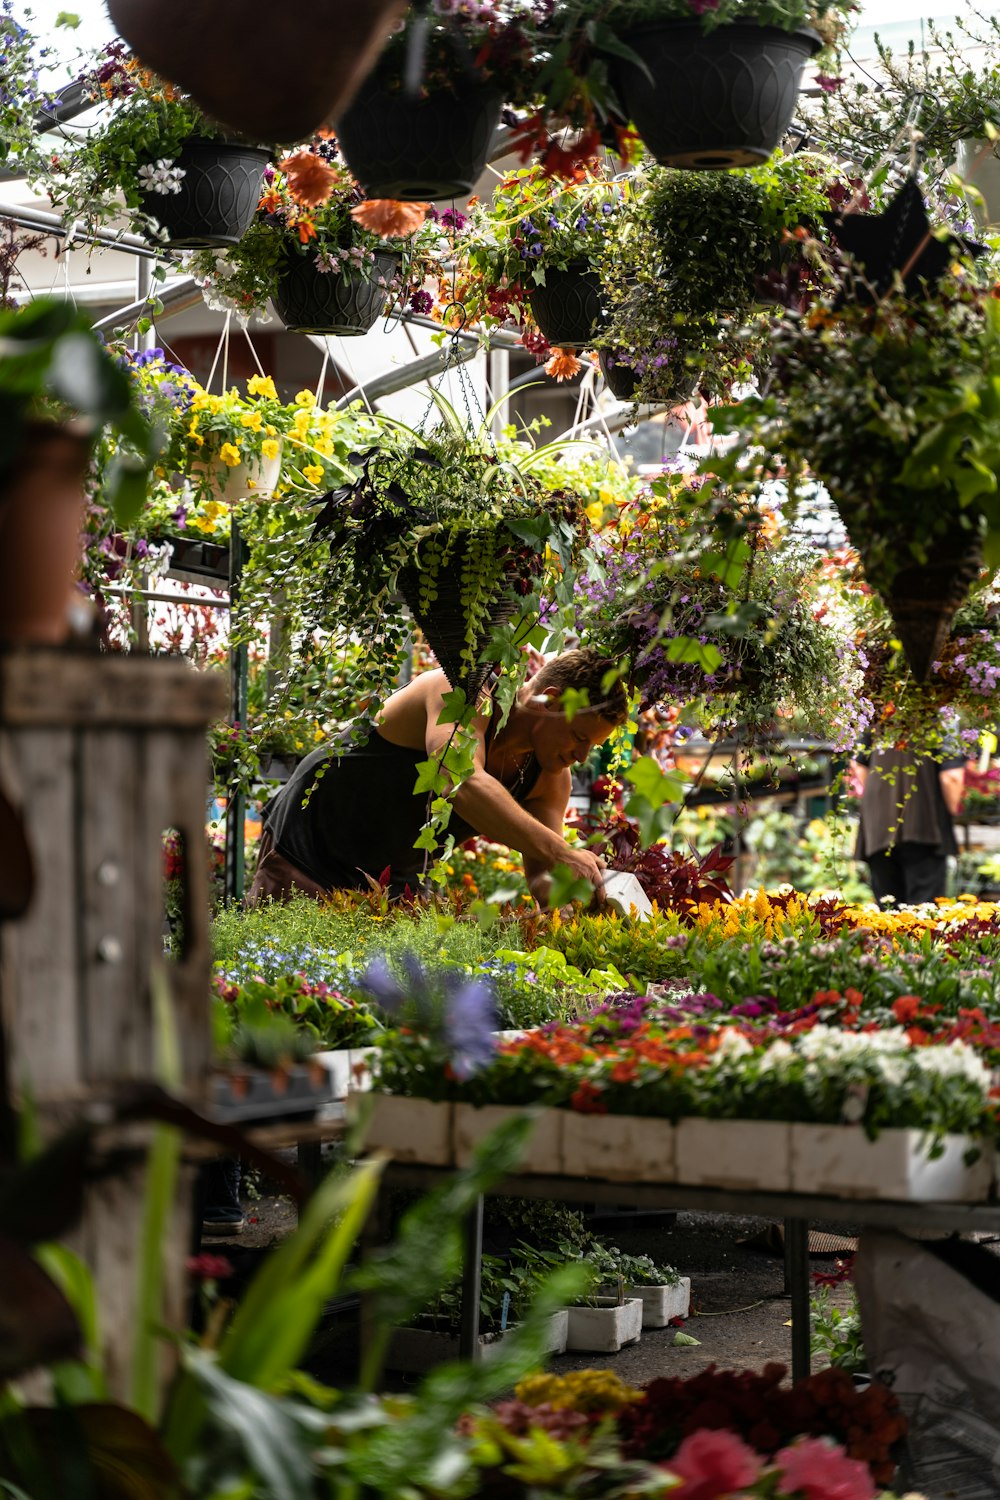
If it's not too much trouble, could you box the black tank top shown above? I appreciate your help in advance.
[263,707,541,892]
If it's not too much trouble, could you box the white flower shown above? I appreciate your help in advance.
[137,158,186,195]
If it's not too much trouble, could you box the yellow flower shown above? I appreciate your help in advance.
[302,464,324,485]
[247,373,277,400]
[219,443,242,468]
[240,411,263,432]
[187,415,200,436]
[294,389,316,408]
[313,436,334,457]
[261,439,280,461]
[292,409,312,435]
[191,391,212,411]
[265,423,277,436]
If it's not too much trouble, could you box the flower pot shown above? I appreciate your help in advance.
[313,1046,378,1099]
[631,1279,691,1329]
[387,1311,568,1372]
[790,1124,992,1202]
[955,138,1000,227]
[528,265,604,349]
[566,1297,643,1353]
[397,541,528,704]
[107,0,405,143]
[354,1092,453,1165]
[136,138,270,248]
[273,249,399,336]
[166,536,231,583]
[561,1113,676,1183]
[0,424,89,645]
[675,1118,793,1191]
[599,349,639,401]
[335,66,503,201]
[612,22,821,169]
[453,1103,563,1174]
[187,440,283,502]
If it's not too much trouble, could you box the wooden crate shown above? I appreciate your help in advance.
[0,648,226,1396]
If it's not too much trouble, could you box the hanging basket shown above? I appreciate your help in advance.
[186,440,283,502]
[107,0,405,142]
[598,349,639,401]
[611,22,820,169]
[136,138,269,247]
[335,66,502,201]
[0,424,89,645]
[397,537,528,703]
[528,265,604,349]
[835,494,984,682]
[273,249,400,335]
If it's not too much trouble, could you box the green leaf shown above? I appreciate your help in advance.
[673,1330,701,1346]
[548,863,595,907]
[55,11,81,25]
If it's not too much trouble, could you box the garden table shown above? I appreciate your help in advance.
[376,1164,1000,1382]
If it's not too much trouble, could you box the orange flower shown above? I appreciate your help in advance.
[350,199,429,236]
[891,995,922,1023]
[544,347,583,382]
[258,187,283,214]
[295,215,317,245]
[280,148,338,208]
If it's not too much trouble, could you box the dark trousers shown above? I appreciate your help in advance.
[866,842,948,905]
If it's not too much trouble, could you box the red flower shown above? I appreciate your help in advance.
[570,1079,607,1114]
[185,1253,233,1282]
[667,1428,762,1499]
[774,1436,875,1499]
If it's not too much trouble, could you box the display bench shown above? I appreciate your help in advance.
[357,1098,1000,1382]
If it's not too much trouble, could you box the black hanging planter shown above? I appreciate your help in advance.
[528,265,604,349]
[273,247,400,335]
[398,540,528,703]
[335,65,502,201]
[598,349,639,401]
[611,23,820,169]
[136,137,269,247]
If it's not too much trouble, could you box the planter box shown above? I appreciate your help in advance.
[790,1124,993,1202]
[208,1062,332,1124]
[562,1113,676,1183]
[387,1311,569,1372]
[632,1278,691,1329]
[354,1093,453,1166]
[566,1297,643,1353]
[315,1046,378,1100]
[676,1118,792,1191]
[453,1104,562,1174]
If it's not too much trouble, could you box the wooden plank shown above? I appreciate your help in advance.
[0,729,81,1098]
[0,651,226,728]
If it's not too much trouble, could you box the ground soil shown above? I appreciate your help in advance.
[203,1186,858,1384]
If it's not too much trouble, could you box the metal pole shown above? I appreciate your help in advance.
[459,1196,485,1362]
[784,1217,812,1382]
[224,514,248,905]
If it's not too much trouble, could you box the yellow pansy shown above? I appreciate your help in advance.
[265,423,277,436]
[191,391,212,412]
[302,463,324,485]
[313,436,334,457]
[187,415,200,436]
[219,443,242,468]
[261,439,280,461]
[247,373,277,400]
[292,409,312,435]
[240,411,263,432]
[294,389,316,408]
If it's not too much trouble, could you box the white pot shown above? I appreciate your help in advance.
[566,1297,643,1353]
[630,1278,691,1329]
[675,1118,792,1191]
[387,1310,569,1371]
[790,1124,992,1202]
[453,1103,562,1174]
[561,1112,676,1183]
[955,138,1000,226]
[352,1093,453,1165]
[314,1046,379,1099]
[188,442,283,502]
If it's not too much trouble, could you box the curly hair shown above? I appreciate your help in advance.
[527,649,630,725]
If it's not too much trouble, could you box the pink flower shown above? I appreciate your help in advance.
[185,1253,233,1282]
[688,0,720,11]
[667,1429,763,1499]
[774,1438,875,1500]
[815,73,845,92]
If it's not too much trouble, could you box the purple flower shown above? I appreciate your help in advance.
[445,980,497,1080]
[409,289,434,315]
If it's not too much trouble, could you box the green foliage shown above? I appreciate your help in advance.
[810,1284,866,1374]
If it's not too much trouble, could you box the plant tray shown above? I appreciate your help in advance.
[790,1125,993,1202]
[208,1062,333,1124]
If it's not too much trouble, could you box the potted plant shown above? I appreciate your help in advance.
[596,153,853,404]
[105,0,405,144]
[311,395,589,706]
[459,164,626,350]
[0,297,154,644]
[46,41,272,248]
[334,6,543,201]
[187,137,436,334]
[536,0,857,172]
[735,275,1000,680]
[590,1245,691,1328]
[0,2,62,179]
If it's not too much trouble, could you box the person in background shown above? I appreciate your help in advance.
[849,741,965,904]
